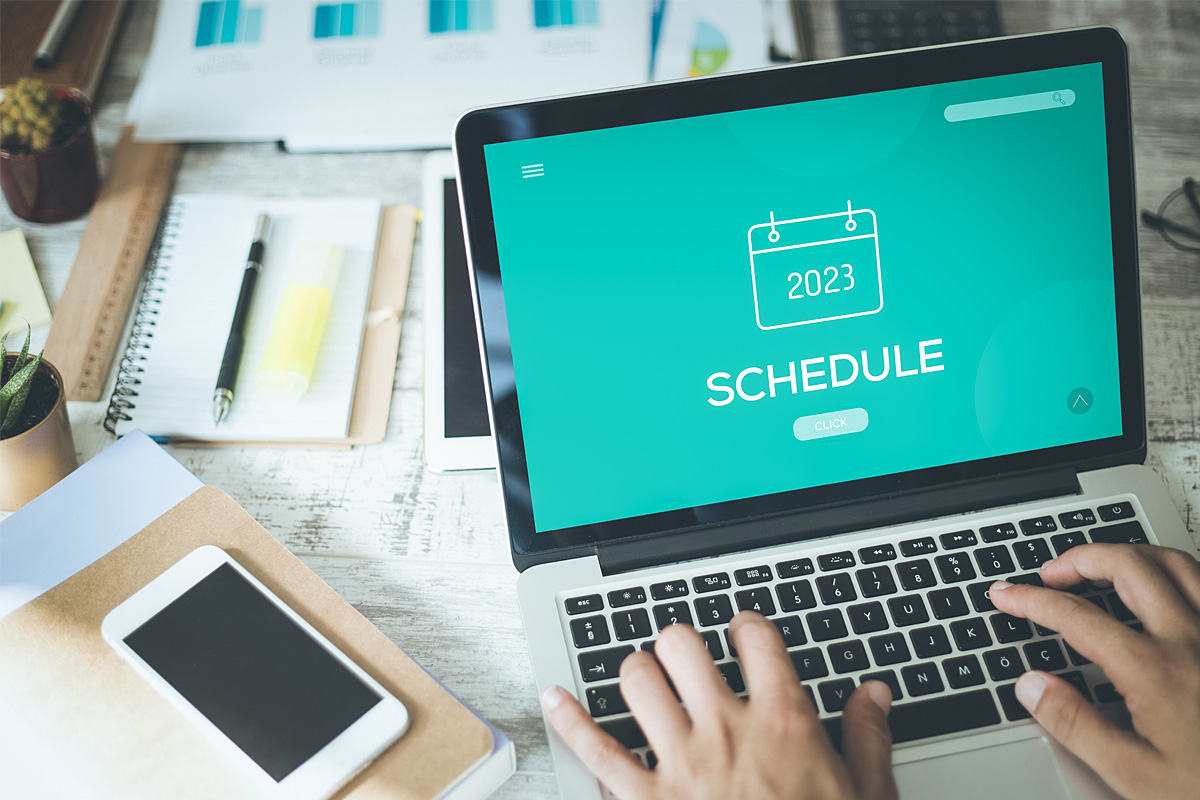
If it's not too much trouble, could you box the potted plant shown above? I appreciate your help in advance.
[0,78,100,223]
[0,328,77,511]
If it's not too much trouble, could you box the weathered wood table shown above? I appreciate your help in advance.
[3,2,1196,797]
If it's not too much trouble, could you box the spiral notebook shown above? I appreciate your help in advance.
[104,195,412,447]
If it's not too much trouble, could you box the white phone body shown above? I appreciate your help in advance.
[102,545,409,800]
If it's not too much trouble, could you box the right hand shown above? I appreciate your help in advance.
[989,542,1200,800]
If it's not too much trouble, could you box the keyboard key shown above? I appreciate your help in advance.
[996,683,1032,720]
[990,613,1032,643]
[967,581,997,613]
[776,558,815,578]
[735,587,776,616]
[1084,594,1106,612]
[928,587,969,620]
[723,629,737,658]
[807,608,848,641]
[899,537,937,557]
[819,678,858,712]
[1014,539,1053,570]
[650,580,689,600]
[717,661,745,693]
[1009,572,1043,587]
[694,595,735,627]
[980,523,1018,542]
[974,545,1015,577]
[1090,520,1149,545]
[776,580,817,612]
[652,602,693,630]
[819,551,856,571]
[1059,670,1091,702]
[599,717,646,749]
[1097,501,1134,522]
[896,560,936,591]
[790,647,829,680]
[869,632,911,665]
[888,595,929,627]
[829,640,870,674]
[1107,592,1135,621]
[889,689,1001,742]
[901,663,944,696]
[848,602,889,634]
[1095,683,1122,703]
[772,615,807,646]
[860,670,903,700]
[856,565,898,597]
[943,654,986,689]
[817,573,858,605]
[1050,531,1088,556]
[1064,640,1090,666]
[734,566,772,585]
[935,553,976,583]
[859,544,897,563]
[693,572,731,593]
[612,608,652,641]
[586,684,628,717]
[983,647,1025,681]
[565,594,603,615]
[1024,640,1066,671]
[1058,509,1096,529]
[571,615,611,648]
[701,630,724,660]
[578,645,634,682]
[1019,516,1057,536]
[645,750,658,769]
[950,617,992,650]
[939,530,977,550]
[608,587,646,608]
[910,626,952,658]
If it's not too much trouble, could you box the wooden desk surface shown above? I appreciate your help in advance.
[2,3,1197,797]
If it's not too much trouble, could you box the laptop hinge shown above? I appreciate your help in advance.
[597,468,1081,576]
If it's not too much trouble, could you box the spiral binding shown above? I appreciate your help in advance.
[104,199,186,435]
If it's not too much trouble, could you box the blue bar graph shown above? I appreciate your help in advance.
[194,0,263,47]
[314,0,380,38]
[533,0,598,28]
[219,0,240,43]
[428,0,494,34]
[196,1,219,46]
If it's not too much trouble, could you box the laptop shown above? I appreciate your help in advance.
[453,27,1198,800]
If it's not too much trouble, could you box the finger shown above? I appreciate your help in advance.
[654,623,740,720]
[989,581,1144,682]
[1127,546,1200,617]
[541,685,653,799]
[1014,671,1159,798]
[617,650,692,755]
[728,611,814,712]
[1038,544,1193,631]
[841,682,898,800]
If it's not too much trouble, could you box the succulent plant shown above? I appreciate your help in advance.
[0,78,73,154]
[1,326,43,437]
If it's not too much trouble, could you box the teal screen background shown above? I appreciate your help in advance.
[484,63,1121,533]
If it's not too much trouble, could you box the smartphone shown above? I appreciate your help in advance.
[102,546,409,800]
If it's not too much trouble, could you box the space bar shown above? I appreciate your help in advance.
[823,689,1001,749]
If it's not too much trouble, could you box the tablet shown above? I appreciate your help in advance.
[422,151,494,471]
[102,546,409,800]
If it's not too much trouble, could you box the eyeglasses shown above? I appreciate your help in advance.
[1141,177,1200,253]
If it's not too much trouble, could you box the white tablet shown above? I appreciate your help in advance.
[422,151,495,471]
[101,546,409,800]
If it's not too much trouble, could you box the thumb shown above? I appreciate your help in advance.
[841,681,898,800]
[1016,671,1156,797]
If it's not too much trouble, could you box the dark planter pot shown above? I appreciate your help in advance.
[0,91,100,223]
[0,355,77,511]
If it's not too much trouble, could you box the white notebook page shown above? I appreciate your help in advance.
[115,195,382,440]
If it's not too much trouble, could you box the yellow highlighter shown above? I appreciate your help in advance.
[257,243,343,402]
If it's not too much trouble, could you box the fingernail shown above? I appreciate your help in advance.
[990,580,1013,591]
[1040,558,1056,571]
[1015,672,1049,712]
[541,685,566,711]
[865,680,893,713]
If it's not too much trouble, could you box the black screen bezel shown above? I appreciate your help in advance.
[454,27,1144,564]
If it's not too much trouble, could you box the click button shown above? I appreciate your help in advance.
[794,408,869,441]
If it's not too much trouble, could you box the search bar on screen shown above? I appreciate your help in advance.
[944,89,1076,122]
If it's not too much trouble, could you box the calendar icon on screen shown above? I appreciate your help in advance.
[747,201,884,331]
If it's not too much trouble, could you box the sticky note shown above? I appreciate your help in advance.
[0,229,52,337]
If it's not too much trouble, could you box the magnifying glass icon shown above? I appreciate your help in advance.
[1053,91,1066,106]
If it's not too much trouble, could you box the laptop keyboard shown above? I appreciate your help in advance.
[559,497,1148,766]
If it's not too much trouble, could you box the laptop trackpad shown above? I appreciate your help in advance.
[895,738,1070,799]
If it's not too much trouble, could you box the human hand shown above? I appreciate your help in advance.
[989,543,1200,800]
[540,611,898,800]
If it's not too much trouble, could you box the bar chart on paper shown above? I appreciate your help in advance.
[533,0,599,28]
[429,0,494,34]
[314,0,380,38]
[195,0,264,47]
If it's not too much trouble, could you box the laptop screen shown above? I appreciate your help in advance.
[480,60,1124,536]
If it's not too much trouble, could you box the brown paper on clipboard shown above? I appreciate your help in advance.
[0,487,493,800]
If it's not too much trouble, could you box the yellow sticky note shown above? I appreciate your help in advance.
[0,228,52,337]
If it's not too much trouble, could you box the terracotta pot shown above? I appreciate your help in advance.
[0,356,78,511]
[0,91,100,223]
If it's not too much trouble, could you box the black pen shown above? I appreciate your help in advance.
[213,213,270,426]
